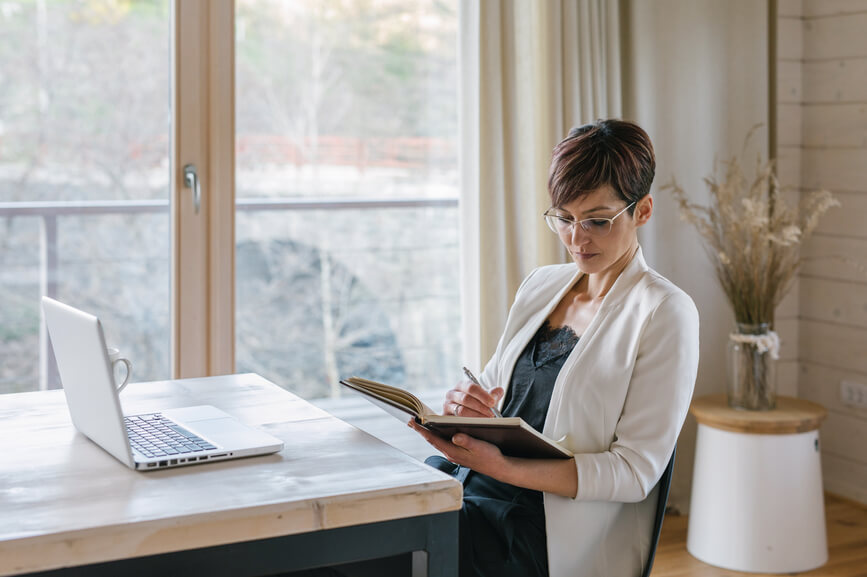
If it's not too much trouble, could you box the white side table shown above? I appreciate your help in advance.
[687,394,828,573]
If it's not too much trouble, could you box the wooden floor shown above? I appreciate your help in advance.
[651,493,867,576]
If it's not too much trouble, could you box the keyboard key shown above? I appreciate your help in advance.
[168,425,198,438]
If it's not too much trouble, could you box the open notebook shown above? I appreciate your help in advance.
[339,376,572,459]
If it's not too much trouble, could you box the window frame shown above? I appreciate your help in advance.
[172,0,235,378]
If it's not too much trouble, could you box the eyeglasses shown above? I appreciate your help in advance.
[543,202,636,238]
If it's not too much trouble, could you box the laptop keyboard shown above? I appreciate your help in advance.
[125,413,217,458]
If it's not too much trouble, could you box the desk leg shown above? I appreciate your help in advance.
[414,509,459,577]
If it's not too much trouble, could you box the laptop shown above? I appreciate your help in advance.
[42,297,284,471]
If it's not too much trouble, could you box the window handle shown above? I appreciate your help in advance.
[183,164,201,214]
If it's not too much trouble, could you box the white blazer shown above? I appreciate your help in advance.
[478,247,700,577]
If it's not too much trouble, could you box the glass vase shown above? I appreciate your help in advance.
[727,322,777,410]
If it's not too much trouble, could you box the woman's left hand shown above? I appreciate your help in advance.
[409,420,506,478]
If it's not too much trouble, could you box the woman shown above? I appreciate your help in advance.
[411,119,700,577]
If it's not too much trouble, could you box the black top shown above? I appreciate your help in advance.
[457,320,580,577]
[500,320,581,430]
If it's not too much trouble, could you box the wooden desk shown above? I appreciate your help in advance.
[0,374,462,576]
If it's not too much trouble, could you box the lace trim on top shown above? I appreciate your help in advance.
[532,320,580,366]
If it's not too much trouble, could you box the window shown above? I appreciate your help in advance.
[0,0,171,393]
[0,0,460,399]
[235,0,460,398]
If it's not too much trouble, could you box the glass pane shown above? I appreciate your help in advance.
[0,0,171,393]
[235,0,459,399]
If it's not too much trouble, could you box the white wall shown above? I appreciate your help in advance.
[622,0,770,513]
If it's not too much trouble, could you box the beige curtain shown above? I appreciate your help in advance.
[460,0,623,368]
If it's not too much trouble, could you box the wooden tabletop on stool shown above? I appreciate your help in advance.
[690,394,827,434]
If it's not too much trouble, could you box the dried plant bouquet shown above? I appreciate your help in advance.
[663,156,838,328]
[663,139,839,410]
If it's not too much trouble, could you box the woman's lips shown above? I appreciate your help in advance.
[572,252,598,260]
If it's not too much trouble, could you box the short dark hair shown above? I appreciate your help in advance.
[547,119,656,212]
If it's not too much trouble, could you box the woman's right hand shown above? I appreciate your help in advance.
[443,380,504,418]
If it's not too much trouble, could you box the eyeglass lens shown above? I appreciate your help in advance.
[545,216,612,236]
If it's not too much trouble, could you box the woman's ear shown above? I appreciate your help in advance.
[634,195,653,227]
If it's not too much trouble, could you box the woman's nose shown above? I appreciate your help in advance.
[568,224,592,244]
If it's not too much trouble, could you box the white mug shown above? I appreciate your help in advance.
[107,347,132,393]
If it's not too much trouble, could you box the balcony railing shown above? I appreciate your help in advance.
[0,196,458,391]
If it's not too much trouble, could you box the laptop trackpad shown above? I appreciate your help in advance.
[163,405,269,449]
[185,418,268,449]
[163,405,229,422]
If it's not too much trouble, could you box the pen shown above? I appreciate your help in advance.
[462,366,503,418]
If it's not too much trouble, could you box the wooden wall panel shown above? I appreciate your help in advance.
[777,318,800,362]
[776,359,800,397]
[776,145,802,188]
[822,453,867,504]
[799,319,867,374]
[781,187,802,213]
[778,60,804,104]
[776,0,805,451]
[776,277,800,319]
[801,235,867,282]
[794,0,867,506]
[821,411,867,464]
[801,361,867,420]
[800,147,867,191]
[802,59,867,103]
[778,15,804,60]
[800,276,867,327]
[778,0,804,18]
[803,0,867,18]
[777,104,803,147]
[813,190,867,237]
[802,103,867,148]
[777,280,799,397]
[803,12,867,59]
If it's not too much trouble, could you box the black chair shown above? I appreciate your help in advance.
[641,444,677,577]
